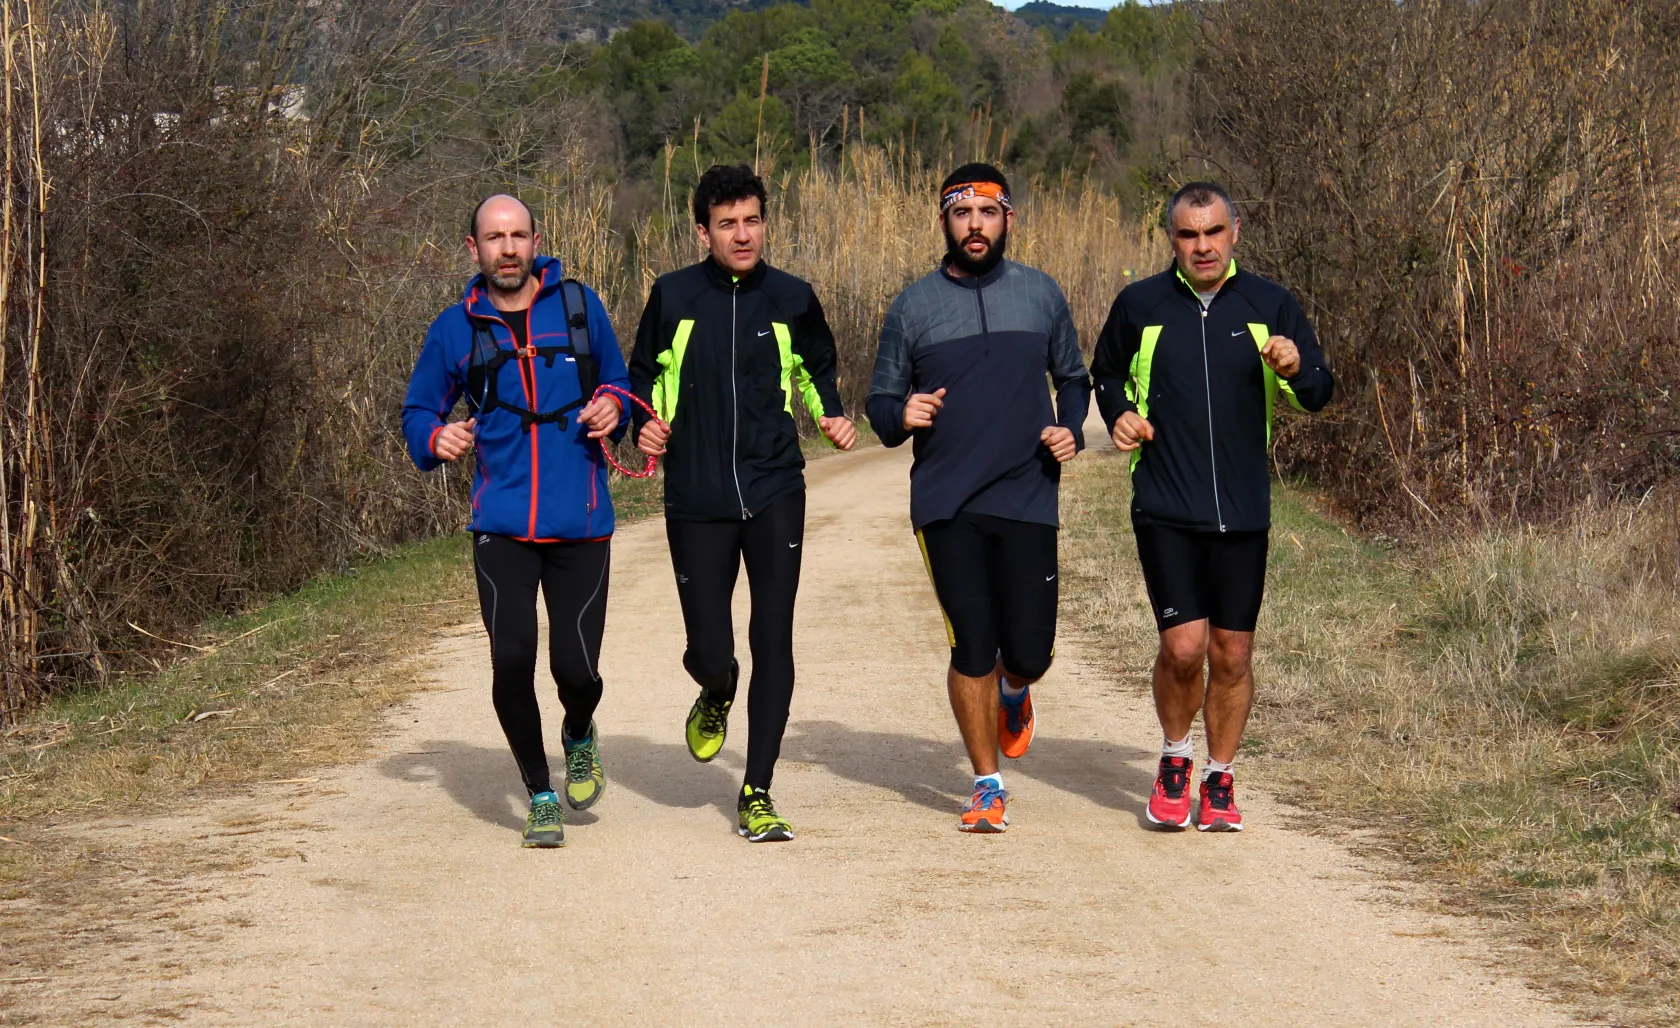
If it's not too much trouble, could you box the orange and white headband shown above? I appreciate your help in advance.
[941,181,1012,213]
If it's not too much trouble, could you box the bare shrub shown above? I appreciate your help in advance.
[0,0,578,720]
[1189,0,1680,528]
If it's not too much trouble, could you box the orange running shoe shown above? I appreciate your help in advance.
[1197,771,1244,832]
[958,781,1008,833]
[1145,756,1195,828]
[998,686,1036,759]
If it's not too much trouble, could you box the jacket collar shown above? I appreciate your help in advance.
[940,254,1010,290]
[701,256,769,291]
[1170,257,1239,300]
[463,254,562,320]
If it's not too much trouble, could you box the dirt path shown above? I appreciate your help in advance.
[24,434,1575,1026]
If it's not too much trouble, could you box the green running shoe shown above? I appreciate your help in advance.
[685,688,734,763]
[737,785,794,843]
[522,791,565,848]
[563,722,604,811]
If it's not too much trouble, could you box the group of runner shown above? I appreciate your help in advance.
[401,162,1333,847]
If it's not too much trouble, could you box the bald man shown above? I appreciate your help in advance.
[402,194,631,848]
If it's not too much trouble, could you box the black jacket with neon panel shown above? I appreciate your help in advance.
[629,258,844,521]
[1091,261,1334,533]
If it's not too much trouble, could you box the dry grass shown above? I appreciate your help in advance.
[1060,447,1680,1026]
[0,533,475,835]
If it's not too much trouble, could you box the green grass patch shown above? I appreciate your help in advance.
[1060,448,1680,1025]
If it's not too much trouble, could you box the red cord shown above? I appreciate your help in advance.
[592,384,663,479]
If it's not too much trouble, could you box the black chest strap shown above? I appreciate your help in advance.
[466,280,600,430]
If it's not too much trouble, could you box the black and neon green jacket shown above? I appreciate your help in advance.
[1091,261,1334,533]
[629,258,844,521]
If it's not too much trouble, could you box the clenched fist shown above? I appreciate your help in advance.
[1261,335,1300,379]
[820,415,857,451]
[1041,426,1077,463]
[903,388,947,430]
[1110,411,1154,452]
[638,418,671,456]
[434,419,476,461]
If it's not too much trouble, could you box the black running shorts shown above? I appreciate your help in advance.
[1133,523,1269,633]
[917,511,1059,680]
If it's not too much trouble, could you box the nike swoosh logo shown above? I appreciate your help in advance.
[758,330,772,337]
[1045,574,1056,582]
[1231,330,1247,337]
[787,542,800,549]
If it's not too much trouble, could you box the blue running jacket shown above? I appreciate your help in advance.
[402,256,631,541]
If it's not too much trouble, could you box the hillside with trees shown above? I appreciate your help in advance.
[567,0,1191,210]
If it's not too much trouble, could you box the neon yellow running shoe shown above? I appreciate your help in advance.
[563,722,604,811]
[737,785,794,843]
[685,690,733,762]
[522,791,565,848]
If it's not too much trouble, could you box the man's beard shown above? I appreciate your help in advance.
[486,257,531,291]
[944,225,1009,276]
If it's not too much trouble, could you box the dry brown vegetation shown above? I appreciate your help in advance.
[0,0,1151,724]
[1192,0,1680,528]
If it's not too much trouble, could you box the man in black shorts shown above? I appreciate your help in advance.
[1092,181,1334,832]
[867,163,1090,833]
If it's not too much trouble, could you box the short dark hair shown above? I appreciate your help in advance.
[940,162,1011,198]
[693,164,767,227]
[468,194,536,240]
[1166,181,1236,227]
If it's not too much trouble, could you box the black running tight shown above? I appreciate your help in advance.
[473,534,610,796]
[665,490,805,790]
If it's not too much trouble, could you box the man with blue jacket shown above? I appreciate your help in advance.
[403,194,629,849]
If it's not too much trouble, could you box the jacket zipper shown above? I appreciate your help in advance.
[1198,301,1227,532]
[730,282,747,519]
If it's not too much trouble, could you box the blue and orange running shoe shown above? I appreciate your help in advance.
[1197,771,1245,832]
[999,685,1036,759]
[958,780,1009,833]
[1146,756,1194,829]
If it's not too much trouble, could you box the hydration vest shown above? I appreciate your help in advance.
[466,279,598,429]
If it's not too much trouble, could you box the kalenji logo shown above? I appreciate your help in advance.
[1163,607,1177,618]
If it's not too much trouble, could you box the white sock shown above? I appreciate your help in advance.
[1161,733,1194,760]
[975,772,1004,792]
[999,675,1027,701]
[1204,757,1234,780]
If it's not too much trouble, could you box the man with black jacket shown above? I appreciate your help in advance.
[630,164,855,843]
[1092,181,1334,833]
[866,163,1090,835]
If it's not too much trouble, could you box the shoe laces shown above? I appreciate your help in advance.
[565,741,595,783]
[741,789,783,825]
[1002,691,1031,735]
[1157,757,1191,799]
[1204,772,1235,810]
[698,693,730,736]
[965,782,1006,812]
[528,796,563,829]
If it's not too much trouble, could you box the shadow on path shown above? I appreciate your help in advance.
[378,735,743,832]
[784,719,1160,826]
[595,734,742,828]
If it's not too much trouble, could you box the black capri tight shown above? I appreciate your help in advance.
[473,534,610,796]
